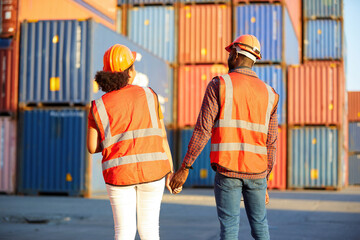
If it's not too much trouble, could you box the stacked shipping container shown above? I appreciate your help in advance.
[348,92,360,185]
[287,0,346,189]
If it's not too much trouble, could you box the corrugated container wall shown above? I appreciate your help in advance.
[180,129,215,187]
[0,0,18,37]
[118,0,176,4]
[348,91,360,122]
[128,6,175,63]
[234,4,282,63]
[348,154,360,185]
[267,126,286,190]
[177,64,228,127]
[253,65,285,125]
[19,19,173,124]
[349,122,360,153]
[178,4,231,64]
[287,62,344,126]
[303,0,342,19]
[0,117,17,194]
[18,0,116,30]
[289,127,340,188]
[304,20,342,60]
[0,38,18,113]
[17,108,88,196]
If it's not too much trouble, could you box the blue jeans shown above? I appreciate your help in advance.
[214,172,270,240]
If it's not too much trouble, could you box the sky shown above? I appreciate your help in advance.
[344,0,360,91]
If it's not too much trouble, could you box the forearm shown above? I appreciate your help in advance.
[266,105,278,178]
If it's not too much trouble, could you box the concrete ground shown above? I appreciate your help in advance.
[0,186,360,240]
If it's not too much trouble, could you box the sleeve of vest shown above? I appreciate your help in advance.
[148,87,164,120]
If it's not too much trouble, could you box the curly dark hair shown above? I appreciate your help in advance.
[95,65,133,93]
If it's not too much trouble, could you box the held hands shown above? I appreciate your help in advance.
[169,167,189,195]
[166,172,183,194]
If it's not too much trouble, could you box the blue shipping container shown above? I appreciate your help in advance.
[234,4,299,64]
[303,0,342,19]
[349,154,360,185]
[128,6,175,63]
[349,122,360,153]
[304,20,342,60]
[19,19,173,124]
[253,65,285,125]
[180,129,215,187]
[289,127,339,188]
[17,108,87,196]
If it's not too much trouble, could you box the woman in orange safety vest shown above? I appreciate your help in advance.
[87,44,180,240]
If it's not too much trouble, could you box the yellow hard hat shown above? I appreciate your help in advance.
[103,44,136,72]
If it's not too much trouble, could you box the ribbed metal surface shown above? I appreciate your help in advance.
[349,154,360,185]
[0,38,18,113]
[348,91,360,122]
[304,20,342,60]
[289,127,339,188]
[118,0,176,4]
[180,129,214,187]
[234,4,282,63]
[0,0,18,37]
[349,122,360,153]
[17,108,87,196]
[128,6,175,63]
[0,117,17,193]
[253,65,285,125]
[267,126,286,190]
[303,0,342,19]
[287,62,345,126]
[177,64,228,127]
[178,4,231,64]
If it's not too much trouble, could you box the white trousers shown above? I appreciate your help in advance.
[106,178,165,240]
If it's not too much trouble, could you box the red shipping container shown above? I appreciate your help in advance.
[0,37,18,113]
[348,92,360,122]
[178,4,231,64]
[288,61,345,126]
[178,64,228,127]
[0,117,17,194]
[0,0,18,37]
[267,126,287,190]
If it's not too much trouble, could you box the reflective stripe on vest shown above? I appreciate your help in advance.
[212,74,276,155]
[94,87,163,170]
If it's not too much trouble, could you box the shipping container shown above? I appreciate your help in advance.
[348,91,360,122]
[267,126,286,190]
[177,64,228,127]
[18,0,116,30]
[288,127,341,189]
[118,0,176,4]
[348,154,360,185]
[303,0,342,19]
[128,6,175,63]
[17,108,88,196]
[19,19,173,124]
[303,20,342,60]
[180,129,214,187]
[234,4,300,64]
[349,122,360,153]
[253,65,285,125]
[0,38,18,113]
[0,0,18,37]
[0,117,16,194]
[287,62,345,126]
[178,4,231,64]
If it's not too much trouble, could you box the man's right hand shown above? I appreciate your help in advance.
[169,167,189,194]
[265,190,269,205]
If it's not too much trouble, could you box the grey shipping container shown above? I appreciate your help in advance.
[19,19,173,124]
[349,122,360,153]
[303,0,342,19]
[349,154,360,185]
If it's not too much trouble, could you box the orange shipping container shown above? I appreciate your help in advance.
[178,4,231,64]
[178,64,228,127]
[267,126,286,190]
[288,62,345,126]
[348,91,360,122]
[18,0,116,30]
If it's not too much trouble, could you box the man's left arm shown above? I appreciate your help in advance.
[266,104,278,180]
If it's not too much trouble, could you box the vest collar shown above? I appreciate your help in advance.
[228,66,258,78]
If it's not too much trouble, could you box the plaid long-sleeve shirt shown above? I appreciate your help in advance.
[182,67,278,179]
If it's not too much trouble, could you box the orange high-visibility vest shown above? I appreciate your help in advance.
[91,85,171,186]
[210,72,279,174]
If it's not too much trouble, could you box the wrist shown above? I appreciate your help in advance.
[181,163,193,170]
